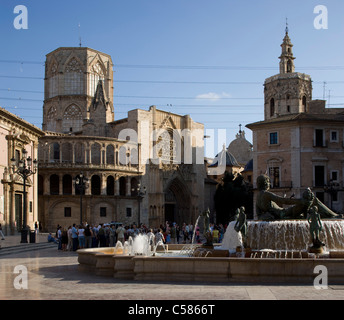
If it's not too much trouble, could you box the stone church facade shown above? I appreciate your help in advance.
[38,47,206,231]
[247,29,344,217]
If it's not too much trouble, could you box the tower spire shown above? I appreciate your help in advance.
[285,17,289,34]
[279,22,295,74]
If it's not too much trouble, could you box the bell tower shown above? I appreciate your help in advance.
[42,47,114,135]
[279,23,295,74]
[263,26,312,120]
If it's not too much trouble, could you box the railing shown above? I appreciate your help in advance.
[38,160,140,171]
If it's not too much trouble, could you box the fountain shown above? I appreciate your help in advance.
[77,175,344,284]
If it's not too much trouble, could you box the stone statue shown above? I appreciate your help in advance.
[256,175,339,221]
[234,206,247,247]
[256,175,307,220]
[200,208,213,247]
[307,205,325,250]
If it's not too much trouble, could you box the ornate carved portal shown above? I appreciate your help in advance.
[164,178,191,225]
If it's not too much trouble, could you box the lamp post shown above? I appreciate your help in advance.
[11,149,38,243]
[132,183,146,226]
[74,173,89,225]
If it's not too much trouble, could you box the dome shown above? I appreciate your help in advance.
[227,130,253,166]
[208,148,240,168]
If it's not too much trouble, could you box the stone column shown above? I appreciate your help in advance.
[126,176,131,196]
[115,177,119,196]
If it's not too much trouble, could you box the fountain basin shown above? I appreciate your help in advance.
[77,247,344,284]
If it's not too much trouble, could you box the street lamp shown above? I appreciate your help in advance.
[74,173,89,225]
[132,183,146,226]
[11,149,38,243]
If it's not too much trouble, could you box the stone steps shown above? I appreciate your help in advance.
[0,242,57,256]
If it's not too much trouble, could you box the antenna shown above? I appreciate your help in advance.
[323,81,327,100]
[78,23,82,47]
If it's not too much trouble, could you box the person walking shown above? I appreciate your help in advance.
[84,224,93,248]
[0,224,5,240]
[170,224,177,244]
[72,224,79,251]
[116,223,125,245]
[78,225,86,249]
[109,224,116,247]
[61,227,68,251]
[97,224,106,247]
[67,226,72,251]
[57,226,62,250]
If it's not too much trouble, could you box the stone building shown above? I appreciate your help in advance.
[247,29,344,217]
[0,107,44,235]
[38,47,206,231]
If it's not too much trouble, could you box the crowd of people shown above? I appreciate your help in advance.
[49,221,227,252]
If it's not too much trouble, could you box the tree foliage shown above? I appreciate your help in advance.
[214,172,253,224]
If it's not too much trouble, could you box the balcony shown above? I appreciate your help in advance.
[38,160,140,173]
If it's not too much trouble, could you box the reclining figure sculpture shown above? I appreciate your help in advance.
[256,174,339,221]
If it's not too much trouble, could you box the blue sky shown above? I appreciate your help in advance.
[0,0,344,157]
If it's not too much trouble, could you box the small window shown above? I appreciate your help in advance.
[287,105,290,113]
[330,131,339,143]
[315,129,324,147]
[331,171,339,182]
[126,207,132,217]
[100,207,107,217]
[64,207,71,217]
[29,201,33,213]
[270,98,275,117]
[269,132,278,145]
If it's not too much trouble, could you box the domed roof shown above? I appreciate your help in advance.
[208,147,240,168]
[227,130,253,166]
[243,159,253,172]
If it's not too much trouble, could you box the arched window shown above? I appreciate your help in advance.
[106,176,115,195]
[64,58,83,95]
[74,142,85,164]
[91,143,101,165]
[302,96,307,112]
[119,176,126,196]
[91,175,101,195]
[46,105,57,132]
[89,61,105,97]
[63,175,72,195]
[50,174,59,195]
[155,127,177,163]
[61,143,73,162]
[131,177,138,196]
[51,143,60,162]
[270,98,275,117]
[106,145,115,165]
[287,60,292,73]
[62,104,83,133]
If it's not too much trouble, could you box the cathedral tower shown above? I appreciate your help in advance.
[42,47,114,134]
[264,28,312,120]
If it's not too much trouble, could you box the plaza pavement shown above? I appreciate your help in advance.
[1,235,344,302]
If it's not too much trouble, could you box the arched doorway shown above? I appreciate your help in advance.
[164,178,191,225]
